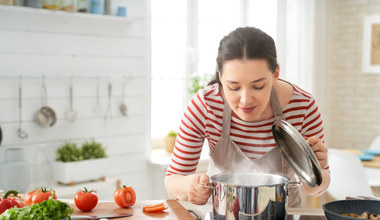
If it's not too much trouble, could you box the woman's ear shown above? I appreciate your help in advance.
[274,66,280,80]
[272,66,280,86]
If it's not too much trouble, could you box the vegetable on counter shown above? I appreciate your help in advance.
[26,188,57,205]
[114,185,136,208]
[143,203,168,213]
[74,187,98,212]
[0,197,73,220]
[0,190,25,215]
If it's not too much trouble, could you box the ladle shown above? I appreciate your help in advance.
[17,77,28,139]
[94,76,103,117]
[104,82,113,120]
[65,78,77,122]
[119,80,127,117]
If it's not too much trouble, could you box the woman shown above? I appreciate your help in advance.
[165,27,330,207]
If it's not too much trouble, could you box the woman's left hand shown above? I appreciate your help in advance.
[306,136,328,169]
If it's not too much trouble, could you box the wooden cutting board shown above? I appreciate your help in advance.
[70,199,194,219]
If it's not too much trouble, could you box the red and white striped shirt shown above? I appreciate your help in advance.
[166,81,327,177]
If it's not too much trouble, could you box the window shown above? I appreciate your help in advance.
[151,0,278,145]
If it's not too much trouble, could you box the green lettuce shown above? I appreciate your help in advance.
[0,198,74,220]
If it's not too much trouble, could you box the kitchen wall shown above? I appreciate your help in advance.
[325,0,380,149]
[0,1,151,200]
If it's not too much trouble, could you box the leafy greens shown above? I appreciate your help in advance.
[0,198,73,220]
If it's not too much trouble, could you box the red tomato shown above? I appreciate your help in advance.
[74,188,98,212]
[32,189,57,204]
[25,190,35,206]
[113,186,136,208]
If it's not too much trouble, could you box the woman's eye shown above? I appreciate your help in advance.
[229,87,240,91]
[253,85,265,90]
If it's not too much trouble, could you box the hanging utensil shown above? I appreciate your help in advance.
[94,76,103,117]
[34,76,57,127]
[104,81,112,120]
[65,77,77,122]
[119,79,127,117]
[17,76,28,139]
[0,124,2,146]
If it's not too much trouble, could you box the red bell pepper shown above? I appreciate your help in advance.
[0,190,24,215]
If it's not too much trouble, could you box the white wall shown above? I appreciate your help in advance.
[325,0,380,149]
[0,2,151,200]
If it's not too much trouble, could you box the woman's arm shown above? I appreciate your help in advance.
[301,97,330,196]
[165,173,211,205]
[165,91,212,203]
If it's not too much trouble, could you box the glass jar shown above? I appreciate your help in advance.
[0,0,13,5]
[25,0,41,8]
[43,0,59,10]
[76,0,88,12]
[60,0,76,12]
[13,0,23,6]
[90,0,103,14]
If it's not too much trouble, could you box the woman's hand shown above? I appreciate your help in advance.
[186,174,212,205]
[306,136,328,169]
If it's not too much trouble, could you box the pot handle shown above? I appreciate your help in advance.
[197,184,215,190]
[287,181,302,190]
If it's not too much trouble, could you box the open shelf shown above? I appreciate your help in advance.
[0,4,144,22]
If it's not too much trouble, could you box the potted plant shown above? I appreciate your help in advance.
[53,140,108,185]
[188,73,213,95]
[165,130,177,153]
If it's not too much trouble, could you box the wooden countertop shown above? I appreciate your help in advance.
[341,148,380,169]
[70,199,194,219]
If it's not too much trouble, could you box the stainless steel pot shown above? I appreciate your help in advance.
[209,173,297,220]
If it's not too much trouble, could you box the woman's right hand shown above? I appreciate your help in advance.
[186,173,212,205]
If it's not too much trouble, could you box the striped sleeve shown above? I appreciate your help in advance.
[300,96,329,170]
[166,93,207,177]
[301,97,325,142]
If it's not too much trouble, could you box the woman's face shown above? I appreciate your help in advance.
[220,59,279,122]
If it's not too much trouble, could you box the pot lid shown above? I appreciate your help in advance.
[272,120,322,187]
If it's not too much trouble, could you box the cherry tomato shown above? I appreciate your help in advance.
[114,185,136,208]
[74,188,98,212]
[32,189,57,204]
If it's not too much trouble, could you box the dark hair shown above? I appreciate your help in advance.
[208,27,278,85]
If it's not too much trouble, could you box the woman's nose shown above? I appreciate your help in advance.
[239,89,252,104]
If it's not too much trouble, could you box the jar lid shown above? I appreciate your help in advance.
[272,120,323,187]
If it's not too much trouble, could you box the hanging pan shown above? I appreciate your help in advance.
[34,78,57,127]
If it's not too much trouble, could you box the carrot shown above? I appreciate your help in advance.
[144,206,167,212]
[143,203,164,209]
[143,203,167,212]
